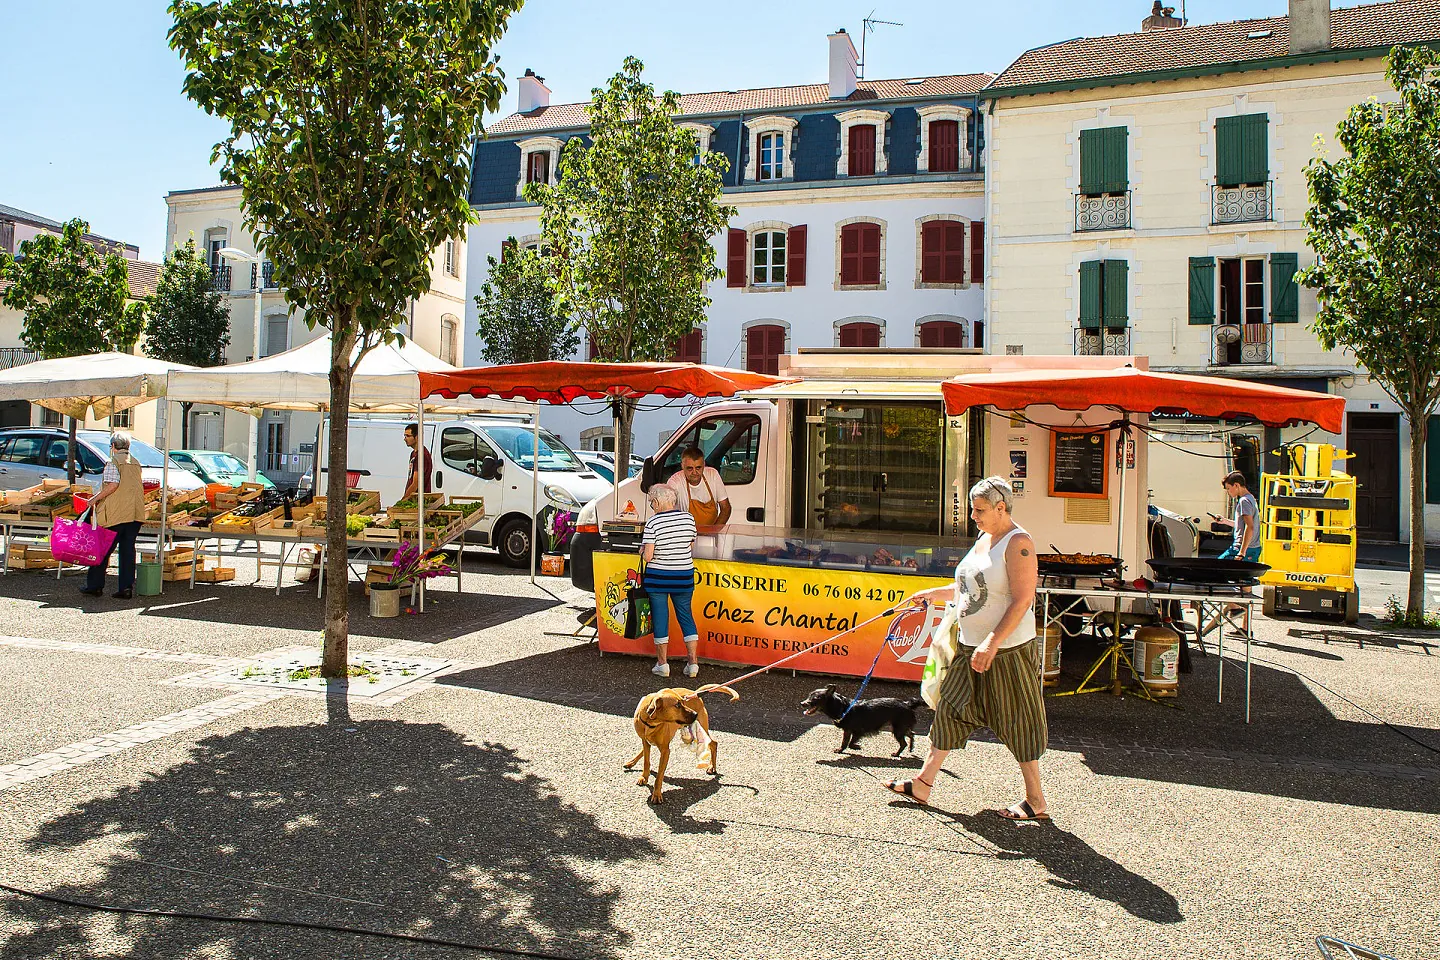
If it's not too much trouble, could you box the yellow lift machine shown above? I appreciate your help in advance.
[1258,443,1359,622]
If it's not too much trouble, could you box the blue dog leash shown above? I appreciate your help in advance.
[837,603,921,721]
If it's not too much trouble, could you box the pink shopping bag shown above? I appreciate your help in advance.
[50,511,117,567]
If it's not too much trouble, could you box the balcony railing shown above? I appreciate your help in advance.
[249,261,277,290]
[1212,181,1273,225]
[1075,191,1132,232]
[0,348,41,370]
[1212,323,1273,365]
[1075,326,1131,356]
[211,264,232,292]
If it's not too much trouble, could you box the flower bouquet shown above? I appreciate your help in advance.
[388,539,454,588]
[540,507,577,576]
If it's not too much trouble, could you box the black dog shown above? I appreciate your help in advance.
[800,684,925,757]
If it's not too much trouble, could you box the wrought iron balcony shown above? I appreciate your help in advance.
[1075,326,1131,356]
[1212,181,1272,225]
[249,261,277,290]
[211,264,232,292]
[1212,323,1273,365]
[1075,191,1132,232]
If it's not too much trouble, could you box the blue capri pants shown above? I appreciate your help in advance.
[643,567,697,643]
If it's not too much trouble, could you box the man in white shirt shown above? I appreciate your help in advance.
[667,446,731,527]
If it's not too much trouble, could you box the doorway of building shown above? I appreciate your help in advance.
[1347,412,1400,541]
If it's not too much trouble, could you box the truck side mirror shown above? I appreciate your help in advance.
[478,456,502,480]
[639,456,656,493]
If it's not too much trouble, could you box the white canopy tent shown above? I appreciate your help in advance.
[0,352,196,420]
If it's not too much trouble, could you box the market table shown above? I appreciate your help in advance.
[1037,583,1260,722]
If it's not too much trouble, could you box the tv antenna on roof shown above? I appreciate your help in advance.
[858,11,903,80]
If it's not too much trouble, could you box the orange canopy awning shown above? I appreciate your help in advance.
[941,367,1344,433]
[418,361,794,404]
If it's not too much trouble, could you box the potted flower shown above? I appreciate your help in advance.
[540,507,576,576]
[371,540,453,617]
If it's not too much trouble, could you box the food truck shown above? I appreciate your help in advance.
[572,350,1151,680]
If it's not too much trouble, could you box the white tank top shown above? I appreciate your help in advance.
[952,525,1036,650]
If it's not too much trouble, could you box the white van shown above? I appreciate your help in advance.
[305,417,613,566]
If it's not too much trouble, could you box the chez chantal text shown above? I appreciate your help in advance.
[696,571,856,656]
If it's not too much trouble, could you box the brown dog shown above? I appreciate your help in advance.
[625,683,739,804]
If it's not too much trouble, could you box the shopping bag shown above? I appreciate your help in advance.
[623,584,654,640]
[50,509,117,567]
[919,605,958,710]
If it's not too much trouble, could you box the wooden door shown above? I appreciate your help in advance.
[1347,413,1400,540]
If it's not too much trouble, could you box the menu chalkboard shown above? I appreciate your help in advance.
[1049,429,1108,499]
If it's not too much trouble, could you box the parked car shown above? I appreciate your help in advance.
[576,452,642,484]
[0,428,205,492]
[167,450,276,490]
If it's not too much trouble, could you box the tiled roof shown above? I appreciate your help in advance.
[126,260,161,300]
[988,0,1440,93]
[485,74,994,136]
[0,203,64,231]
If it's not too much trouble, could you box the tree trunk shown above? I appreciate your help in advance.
[613,397,637,489]
[1408,411,1428,618]
[180,401,193,449]
[321,326,359,679]
[66,417,78,485]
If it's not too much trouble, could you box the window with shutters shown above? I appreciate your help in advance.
[836,109,889,177]
[743,116,797,182]
[752,231,787,286]
[516,136,562,198]
[836,320,882,348]
[836,219,884,289]
[848,125,877,176]
[1076,260,1130,355]
[1428,416,1440,504]
[1212,114,1271,223]
[526,151,549,185]
[264,315,289,357]
[1076,126,1131,231]
[916,216,967,288]
[743,323,787,376]
[440,315,458,364]
[917,319,966,348]
[1213,256,1271,365]
[917,105,972,172]
[672,328,703,364]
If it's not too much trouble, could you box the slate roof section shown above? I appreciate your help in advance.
[125,260,161,300]
[988,0,1440,93]
[486,74,994,136]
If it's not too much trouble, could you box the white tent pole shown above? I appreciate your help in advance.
[417,386,426,613]
[1116,414,1129,573]
[531,402,540,585]
[159,396,172,566]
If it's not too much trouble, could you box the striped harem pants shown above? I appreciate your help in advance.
[930,638,1048,762]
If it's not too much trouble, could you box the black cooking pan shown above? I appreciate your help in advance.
[1037,554,1121,577]
[1147,557,1269,584]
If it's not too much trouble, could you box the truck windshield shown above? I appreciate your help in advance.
[485,426,584,472]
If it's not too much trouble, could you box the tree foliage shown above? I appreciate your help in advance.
[145,238,233,448]
[170,0,520,674]
[473,244,577,364]
[1300,45,1440,615]
[526,57,735,469]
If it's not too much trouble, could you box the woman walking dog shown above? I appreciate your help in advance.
[885,476,1050,821]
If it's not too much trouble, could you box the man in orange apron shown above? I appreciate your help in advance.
[668,446,731,528]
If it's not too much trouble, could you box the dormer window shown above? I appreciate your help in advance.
[527,151,549,184]
[678,123,714,165]
[516,135,563,198]
[917,105,973,173]
[758,134,784,180]
[743,116,798,182]
[836,109,889,177]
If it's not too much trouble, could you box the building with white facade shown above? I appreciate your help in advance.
[465,32,993,455]
[164,185,468,489]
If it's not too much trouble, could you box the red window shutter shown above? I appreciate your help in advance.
[929,120,959,172]
[747,324,784,375]
[943,221,966,284]
[970,220,985,285]
[860,223,881,285]
[920,222,944,283]
[919,321,963,348]
[840,322,880,348]
[501,239,516,262]
[527,151,549,184]
[919,323,940,348]
[840,224,860,285]
[849,124,876,177]
[726,228,747,288]
[587,335,599,360]
[787,225,807,287]
[672,330,702,363]
[973,320,985,350]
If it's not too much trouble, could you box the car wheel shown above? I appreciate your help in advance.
[497,517,533,568]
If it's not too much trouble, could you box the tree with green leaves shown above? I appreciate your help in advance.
[145,238,232,448]
[527,57,735,471]
[170,0,520,676]
[0,218,147,481]
[1301,45,1440,618]
[473,243,578,364]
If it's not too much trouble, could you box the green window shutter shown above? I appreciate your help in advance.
[1428,417,1440,504]
[1080,129,1104,195]
[1240,113,1269,185]
[1270,252,1299,322]
[1189,256,1216,324]
[1079,260,1103,328]
[1215,116,1242,188]
[1103,259,1129,327]
[1103,127,1128,194]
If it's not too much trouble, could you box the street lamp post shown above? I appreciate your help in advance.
[218,246,263,481]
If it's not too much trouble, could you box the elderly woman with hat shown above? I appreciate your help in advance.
[79,432,148,600]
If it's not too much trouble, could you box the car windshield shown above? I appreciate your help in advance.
[484,426,584,472]
[192,452,248,475]
[79,433,179,469]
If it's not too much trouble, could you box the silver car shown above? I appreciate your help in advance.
[0,428,204,492]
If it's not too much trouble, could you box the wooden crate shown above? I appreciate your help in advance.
[195,567,236,583]
[359,526,401,542]
[7,545,58,569]
[264,519,307,538]
[16,484,90,520]
[345,490,382,516]
[210,505,284,535]
[435,500,487,545]
[3,479,71,507]
[384,492,446,522]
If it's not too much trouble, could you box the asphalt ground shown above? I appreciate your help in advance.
[0,546,1435,960]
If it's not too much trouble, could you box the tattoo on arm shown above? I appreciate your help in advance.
[1020,548,1030,556]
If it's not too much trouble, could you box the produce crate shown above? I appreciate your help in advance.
[141,547,196,568]
[363,564,394,596]
[359,526,401,542]
[345,490,382,516]
[195,567,236,583]
[7,545,58,570]
[384,492,446,522]
[264,519,307,538]
[436,497,486,544]
[210,506,284,535]
[13,484,91,521]
[2,479,70,507]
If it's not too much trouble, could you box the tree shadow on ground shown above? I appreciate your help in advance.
[1286,625,1436,655]
[0,699,659,959]
[942,810,1184,924]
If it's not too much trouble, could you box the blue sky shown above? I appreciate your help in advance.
[0,0,1293,261]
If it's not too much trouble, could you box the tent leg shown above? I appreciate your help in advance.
[531,403,540,586]
[417,390,425,613]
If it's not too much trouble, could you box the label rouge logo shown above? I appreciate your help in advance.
[886,606,941,664]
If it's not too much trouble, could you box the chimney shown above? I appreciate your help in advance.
[1289,0,1332,55]
[518,68,550,114]
[1141,1,1184,31]
[828,29,858,99]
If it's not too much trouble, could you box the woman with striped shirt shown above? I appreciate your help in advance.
[641,483,699,679]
